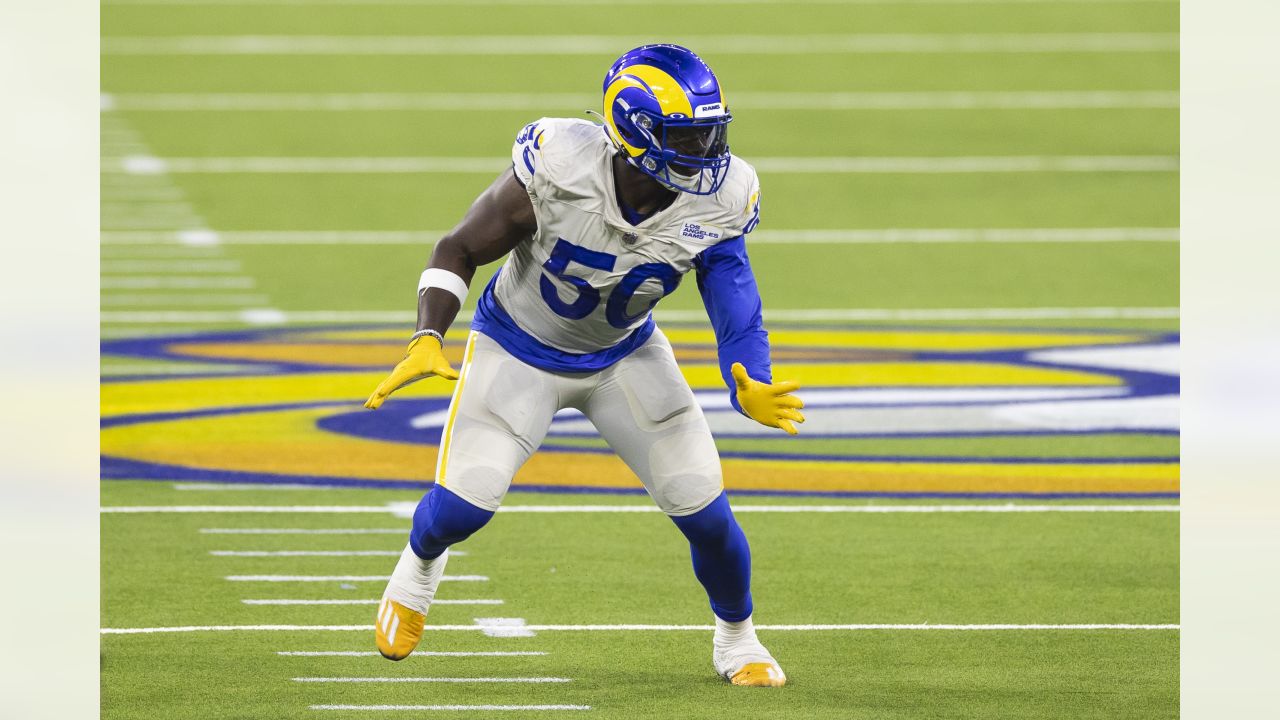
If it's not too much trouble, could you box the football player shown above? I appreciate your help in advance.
[366,44,803,687]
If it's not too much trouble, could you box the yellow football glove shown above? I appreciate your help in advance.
[730,362,806,435]
[364,335,459,410]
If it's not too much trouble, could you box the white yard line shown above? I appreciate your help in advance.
[101,33,1179,56]
[109,156,502,174]
[101,187,185,200]
[100,276,255,289]
[293,676,570,683]
[101,294,271,307]
[103,0,1180,6]
[96,305,1180,326]
[755,156,1178,173]
[525,623,1185,631]
[100,216,207,227]
[311,705,589,712]
[101,144,152,155]
[106,505,399,513]
[98,308,291,324]
[100,187,189,199]
[107,504,1181,515]
[102,625,389,634]
[101,217,208,230]
[101,204,202,217]
[214,547,471,556]
[746,307,1181,321]
[225,575,488,581]
[498,505,1181,513]
[277,650,543,656]
[102,622,1180,635]
[100,247,227,258]
[101,260,242,273]
[474,618,536,638]
[100,199,194,209]
[99,90,1179,112]
[105,154,1178,175]
[103,230,444,245]
[99,171,180,184]
[739,90,1178,109]
[245,599,500,605]
[100,227,1178,245]
[212,550,402,557]
[749,227,1178,243]
[96,113,275,327]
[201,528,406,534]
[104,505,400,513]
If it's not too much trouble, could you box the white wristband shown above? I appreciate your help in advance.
[418,268,469,306]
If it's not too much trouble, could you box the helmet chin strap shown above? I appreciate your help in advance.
[587,109,625,151]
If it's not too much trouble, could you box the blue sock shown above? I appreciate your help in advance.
[409,486,495,560]
[669,492,754,622]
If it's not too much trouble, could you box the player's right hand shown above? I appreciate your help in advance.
[365,335,459,410]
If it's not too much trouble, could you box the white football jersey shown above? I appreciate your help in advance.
[491,117,760,356]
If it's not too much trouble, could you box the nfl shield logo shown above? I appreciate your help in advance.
[622,231,639,246]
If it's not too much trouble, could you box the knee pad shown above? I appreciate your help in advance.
[647,431,723,516]
[410,486,495,559]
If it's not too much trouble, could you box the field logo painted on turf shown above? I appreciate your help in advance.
[101,325,1179,498]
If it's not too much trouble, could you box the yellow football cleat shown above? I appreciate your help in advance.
[729,662,787,687]
[375,597,426,661]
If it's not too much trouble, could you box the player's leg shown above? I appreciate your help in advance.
[579,330,785,686]
[668,494,785,686]
[378,332,559,659]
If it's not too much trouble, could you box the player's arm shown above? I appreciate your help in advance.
[693,236,805,435]
[365,169,537,409]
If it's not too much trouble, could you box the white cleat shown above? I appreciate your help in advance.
[712,615,787,687]
[375,543,448,660]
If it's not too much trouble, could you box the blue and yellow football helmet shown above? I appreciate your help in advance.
[601,44,733,195]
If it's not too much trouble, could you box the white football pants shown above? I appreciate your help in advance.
[433,328,724,516]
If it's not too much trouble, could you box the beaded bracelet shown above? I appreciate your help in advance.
[410,328,444,346]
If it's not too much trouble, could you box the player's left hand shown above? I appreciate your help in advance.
[730,362,806,435]
[365,335,459,410]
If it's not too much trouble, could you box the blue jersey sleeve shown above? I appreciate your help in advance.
[693,235,771,415]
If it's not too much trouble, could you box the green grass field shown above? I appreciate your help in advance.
[102,483,1178,719]
[101,0,1179,717]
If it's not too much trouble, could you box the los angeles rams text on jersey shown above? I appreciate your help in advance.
[471,118,761,371]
